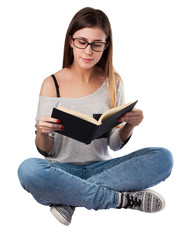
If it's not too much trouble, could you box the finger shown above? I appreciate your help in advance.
[39,121,64,130]
[38,125,65,134]
[123,112,142,118]
[121,116,143,125]
[40,115,61,123]
[123,109,143,117]
[121,116,141,122]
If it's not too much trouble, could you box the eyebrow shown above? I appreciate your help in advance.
[77,36,104,42]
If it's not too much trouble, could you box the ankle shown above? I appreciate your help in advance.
[117,192,123,208]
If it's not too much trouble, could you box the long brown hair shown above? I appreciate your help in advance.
[62,7,121,108]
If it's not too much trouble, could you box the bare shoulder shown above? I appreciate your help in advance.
[40,75,56,97]
[40,69,69,97]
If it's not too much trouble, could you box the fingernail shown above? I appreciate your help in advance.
[57,119,61,123]
[60,125,65,130]
[118,118,122,122]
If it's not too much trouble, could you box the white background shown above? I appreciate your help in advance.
[1,0,193,239]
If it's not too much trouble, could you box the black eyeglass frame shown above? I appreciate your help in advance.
[72,38,108,52]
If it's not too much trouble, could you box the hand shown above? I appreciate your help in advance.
[119,108,144,127]
[37,116,65,135]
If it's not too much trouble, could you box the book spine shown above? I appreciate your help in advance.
[86,126,99,144]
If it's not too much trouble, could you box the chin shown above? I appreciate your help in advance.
[79,62,96,70]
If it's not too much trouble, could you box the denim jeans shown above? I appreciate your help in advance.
[18,147,173,210]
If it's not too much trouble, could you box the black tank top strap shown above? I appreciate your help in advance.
[51,74,60,98]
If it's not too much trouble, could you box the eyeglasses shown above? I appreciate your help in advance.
[72,38,108,52]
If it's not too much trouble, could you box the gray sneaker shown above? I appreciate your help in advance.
[50,205,75,226]
[121,189,165,213]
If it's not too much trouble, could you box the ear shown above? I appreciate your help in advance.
[69,36,73,48]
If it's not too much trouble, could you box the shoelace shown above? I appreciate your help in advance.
[124,194,142,209]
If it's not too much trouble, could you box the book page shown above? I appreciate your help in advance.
[57,107,100,125]
[98,102,133,123]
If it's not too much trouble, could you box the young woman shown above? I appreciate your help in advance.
[18,7,173,226]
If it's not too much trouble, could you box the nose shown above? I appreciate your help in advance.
[85,44,93,54]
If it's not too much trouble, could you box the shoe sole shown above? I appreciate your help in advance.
[140,189,166,213]
[50,207,71,226]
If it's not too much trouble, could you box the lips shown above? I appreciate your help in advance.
[82,58,93,63]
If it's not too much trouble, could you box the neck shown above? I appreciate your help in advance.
[70,62,95,83]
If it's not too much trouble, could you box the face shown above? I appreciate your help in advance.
[70,27,107,70]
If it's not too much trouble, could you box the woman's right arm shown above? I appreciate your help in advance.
[35,76,64,154]
[35,116,64,153]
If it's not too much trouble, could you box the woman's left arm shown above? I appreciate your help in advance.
[119,108,144,143]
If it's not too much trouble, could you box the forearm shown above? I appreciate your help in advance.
[119,108,143,143]
[35,130,53,153]
[35,115,63,153]
[119,123,134,143]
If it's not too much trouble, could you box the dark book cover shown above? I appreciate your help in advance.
[51,100,137,144]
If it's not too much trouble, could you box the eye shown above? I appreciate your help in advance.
[92,42,106,51]
[78,40,87,45]
[93,43,103,47]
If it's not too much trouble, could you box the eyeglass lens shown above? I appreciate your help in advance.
[73,38,106,52]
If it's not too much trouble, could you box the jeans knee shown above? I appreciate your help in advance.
[18,159,31,189]
[18,158,42,191]
[158,147,173,178]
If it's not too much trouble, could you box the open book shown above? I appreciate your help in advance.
[51,100,137,144]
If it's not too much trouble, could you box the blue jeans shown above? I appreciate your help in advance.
[18,147,173,210]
